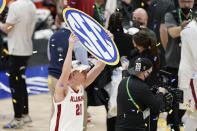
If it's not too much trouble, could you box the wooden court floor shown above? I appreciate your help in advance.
[0,93,188,131]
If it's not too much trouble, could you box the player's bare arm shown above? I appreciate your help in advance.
[83,60,106,88]
[54,33,78,103]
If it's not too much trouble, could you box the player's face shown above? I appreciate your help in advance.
[72,70,87,84]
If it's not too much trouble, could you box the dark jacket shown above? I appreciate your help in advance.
[116,76,163,131]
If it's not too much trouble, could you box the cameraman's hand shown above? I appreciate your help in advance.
[158,87,167,95]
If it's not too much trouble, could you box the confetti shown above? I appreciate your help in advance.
[79,70,83,73]
[166,127,170,131]
[117,28,120,32]
[77,86,80,90]
[153,118,157,121]
[92,5,95,8]
[171,79,176,83]
[59,54,62,57]
[7,26,13,30]
[48,77,52,85]
[189,115,195,119]
[190,109,194,112]
[33,50,37,54]
[116,8,119,11]
[180,127,184,131]
[6,73,10,77]
[11,88,15,93]
[158,119,167,128]
[51,44,55,47]
[58,58,63,61]
[51,39,55,42]
[131,109,135,112]
[169,109,173,114]
[3,48,8,54]
[141,2,144,7]
[101,16,104,20]
[17,20,21,23]
[192,74,195,78]
[0,26,1,30]
[3,115,6,120]
[41,66,43,71]
[154,24,157,29]
[145,123,147,127]
[71,1,76,5]
[153,4,158,7]
[154,56,157,62]
[26,40,30,43]
[16,76,18,80]
[156,43,160,46]
[13,99,17,103]
[24,106,26,108]
[60,84,64,88]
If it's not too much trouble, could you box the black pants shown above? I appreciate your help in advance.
[116,127,146,131]
[8,55,30,118]
[166,67,186,131]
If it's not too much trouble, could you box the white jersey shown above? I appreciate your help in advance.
[179,20,197,110]
[50,86,84,131]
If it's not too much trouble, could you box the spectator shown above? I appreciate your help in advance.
[179,13,197,131]
[0,0,36,128]
[117,0,133,29]
[164,0,195,130]
[147,0,174,67]
[132,8,156,39]
[108,12,134,66]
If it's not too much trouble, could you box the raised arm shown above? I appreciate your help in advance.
[83,60,106,88]
[54,33,78,102]
[83,30,113,88]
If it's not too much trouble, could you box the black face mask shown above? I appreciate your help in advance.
[132,20,144,28]
[181,7,191,15]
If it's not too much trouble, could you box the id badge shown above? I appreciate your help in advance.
[143,108,150,119]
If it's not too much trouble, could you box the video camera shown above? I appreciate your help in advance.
[150,69,183,112]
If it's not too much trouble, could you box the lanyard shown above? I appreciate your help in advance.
[126,77,141,112]
[178,8,193,23]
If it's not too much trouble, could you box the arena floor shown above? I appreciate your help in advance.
[0,93,187,131]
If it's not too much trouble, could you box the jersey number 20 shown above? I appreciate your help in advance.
[76,104,82,116]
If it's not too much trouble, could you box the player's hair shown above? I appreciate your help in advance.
[133,30,160,69]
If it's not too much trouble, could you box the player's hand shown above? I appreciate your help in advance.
[69,33,78,49]
[158,87,167,95]
[106,30,114,40]
[181,20,190,29]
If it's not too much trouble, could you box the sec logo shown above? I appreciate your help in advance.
[63,8,120,65]
[0,0,6,14]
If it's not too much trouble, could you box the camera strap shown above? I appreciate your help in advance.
[126,77,150,119]
[126,77,141,112]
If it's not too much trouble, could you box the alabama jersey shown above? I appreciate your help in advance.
[50,85,84,131]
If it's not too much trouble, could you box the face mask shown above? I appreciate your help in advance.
[132,20,144,28]
[181,7,191,15]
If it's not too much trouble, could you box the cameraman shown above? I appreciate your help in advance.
[116,58,166,131]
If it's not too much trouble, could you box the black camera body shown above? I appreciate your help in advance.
[150,69,183,112]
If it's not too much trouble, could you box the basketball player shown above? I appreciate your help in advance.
[179,12,197,131]
[50,32,113,131]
